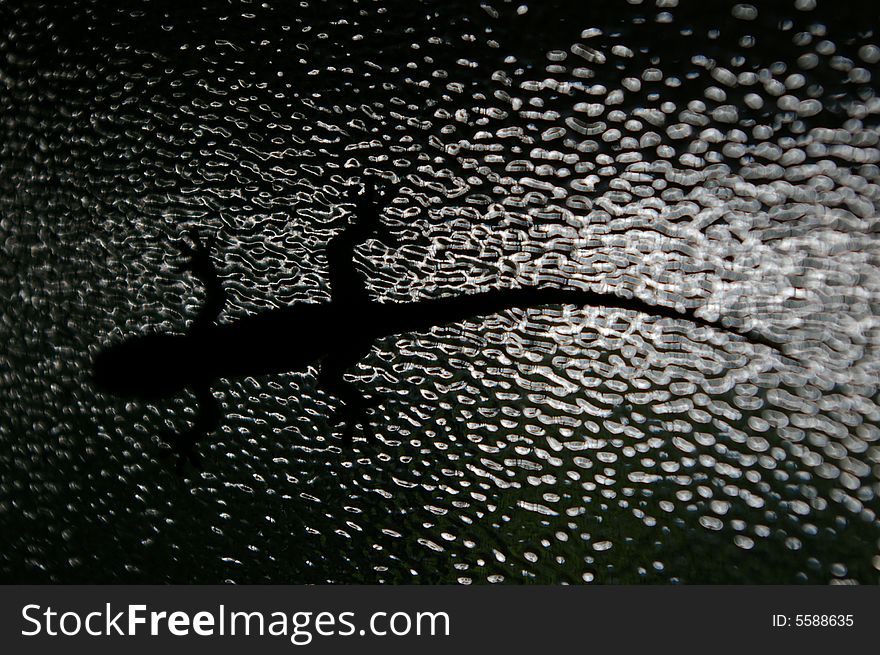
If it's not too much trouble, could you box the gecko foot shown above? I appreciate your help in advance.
[174,228,215,274]
[158,428,204,474]
[332,399,383,445]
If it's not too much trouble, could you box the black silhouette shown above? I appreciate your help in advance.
[93,178,781,470]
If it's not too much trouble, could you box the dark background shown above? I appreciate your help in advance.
[1,0,879,583]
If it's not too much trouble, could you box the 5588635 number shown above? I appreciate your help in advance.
[794,614,853,627]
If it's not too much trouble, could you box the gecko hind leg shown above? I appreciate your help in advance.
[318,353,382,444]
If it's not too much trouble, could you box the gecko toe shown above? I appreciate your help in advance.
[159,429,203,474]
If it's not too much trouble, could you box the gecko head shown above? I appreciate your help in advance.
[92,333,193,398]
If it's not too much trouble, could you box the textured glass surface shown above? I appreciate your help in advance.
[1,0,879,583]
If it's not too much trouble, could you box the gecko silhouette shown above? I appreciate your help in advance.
[92,178,781,471]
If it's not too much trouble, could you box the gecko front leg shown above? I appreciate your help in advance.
[175,228,227,331]
[159,385,220,473]
[161,228,227,472]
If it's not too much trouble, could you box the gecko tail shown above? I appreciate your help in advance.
[374,287,784,354]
